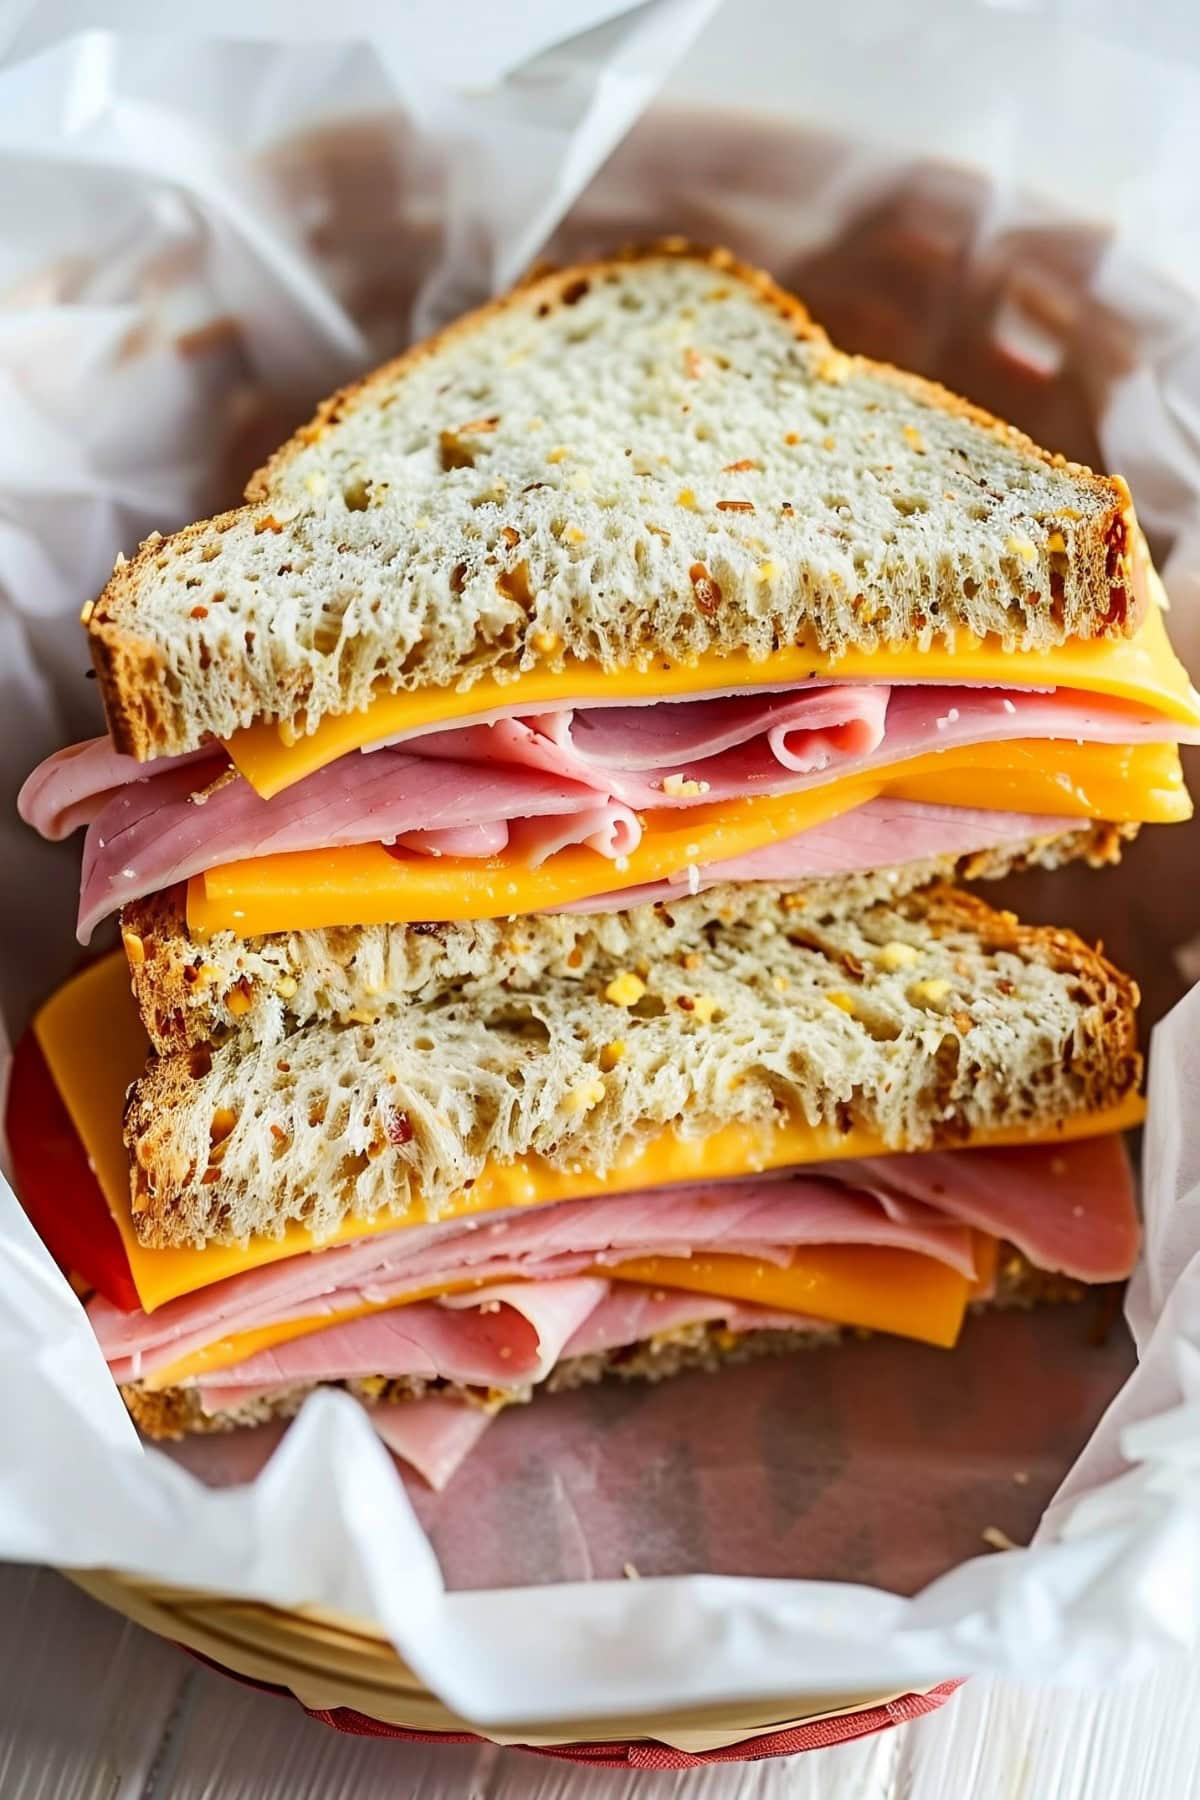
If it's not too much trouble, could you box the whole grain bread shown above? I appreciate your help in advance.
[123,884,1140,1249]
[122,823,1132,1052]
[120,1248,1081,1440]
[88,242,1141,762]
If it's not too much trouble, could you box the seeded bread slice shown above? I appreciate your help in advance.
[124,884,1140,1250]
[120,1249,1082,1441]
[88,242,1141,762]
[121,822,1132,1053]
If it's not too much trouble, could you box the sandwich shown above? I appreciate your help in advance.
[13,243,1198,1488]
[9,884,1145,1487]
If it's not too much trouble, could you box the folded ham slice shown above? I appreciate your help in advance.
[397,683,1195,808]
[71,751,640,942]
[367,1398,497,1489]
[103,1137,1135,1486]
[18,737,210,840]
[92,1170,984,1379]
[197,1285,832,1488]
[186,1276,610,1391]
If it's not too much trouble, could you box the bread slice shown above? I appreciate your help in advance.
[87,242,1141,762]
[122,822,1132,1053]
[124,884,1140,1250]
[120,1249,1083,1440]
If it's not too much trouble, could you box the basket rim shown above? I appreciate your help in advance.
[64,1564,949,1751]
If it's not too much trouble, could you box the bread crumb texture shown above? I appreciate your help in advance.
[88,244,1137,758]
[123,823,1132,1052]
[123,883,1140,1250]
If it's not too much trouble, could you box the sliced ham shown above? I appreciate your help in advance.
[402,684,1196,808]
[111,1133,1136,1476]
[90,1133,1137,1389]
[196,1289,831,1488]
[360,673,1039,754]
[74,750,638,942]
[367,1398,496,1489]
[190,1283,824,1401]
[17,736,210,841]
[557,1284,827,1359]
[90,1172,981,1378]
[188,1277,608,1391]
[551,798,1079,913]
[410,686,891,802]
[32,672,1197,938]
[835,1133,1139,1284]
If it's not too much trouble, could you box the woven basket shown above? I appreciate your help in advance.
[64,1568,958,1763]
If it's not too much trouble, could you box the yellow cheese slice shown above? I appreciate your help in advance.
[33,953,1147,1315]
[607,1246,972,1348]
[224,602,1200,799]
[187,739,1190,938]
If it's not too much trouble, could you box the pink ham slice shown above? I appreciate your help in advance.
[185,1277,609,1391]
[837,1134,1140,1285]
[556,1284,829,1359]
[73,750,640,942]
[197,1287,832,1487]
[91,1173,981,1380]
[32,678,1197,938]
[367,1398,496,1489]
[185,1382,498,1489]
[17,737,211,840]
[192,1284,825,1401]
[551,797,1079,913]
[404,684,1195,808]
[411,686,891,803]
[91,1134,1136,1390]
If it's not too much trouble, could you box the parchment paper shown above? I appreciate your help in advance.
[2,0,1200,1729]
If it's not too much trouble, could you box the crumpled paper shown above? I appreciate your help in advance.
[3,0,1200,1730]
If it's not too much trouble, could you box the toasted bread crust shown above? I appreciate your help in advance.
[87,241,1142,761]
[901,885,1142,1130]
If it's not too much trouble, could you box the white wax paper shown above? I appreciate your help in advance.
[3,0,1200,1730]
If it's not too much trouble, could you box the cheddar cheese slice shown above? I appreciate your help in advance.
[607,1245,972,1348]
[34,954,1146,1314]
[224,602,1200,798]
[188,739,1190,938]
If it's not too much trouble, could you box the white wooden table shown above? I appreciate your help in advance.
[3,1563,1199,1797]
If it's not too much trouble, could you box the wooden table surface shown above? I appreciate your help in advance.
[3,1562,1199,1798]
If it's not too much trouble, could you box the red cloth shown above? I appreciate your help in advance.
[183,1645,962,1765]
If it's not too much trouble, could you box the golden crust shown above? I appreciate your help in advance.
[896,882,1143,1131]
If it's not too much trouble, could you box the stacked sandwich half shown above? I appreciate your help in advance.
[14,245,1199,1488]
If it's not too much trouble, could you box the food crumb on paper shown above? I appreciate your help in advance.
[982,1526,1020,1552]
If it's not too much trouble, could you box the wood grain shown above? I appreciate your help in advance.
[3,1563,1200,1798]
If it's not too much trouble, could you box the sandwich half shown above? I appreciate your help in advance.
[13,243,1187,1485]
[18,244,1200,970]
[15,882,1143,1487]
